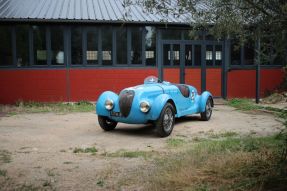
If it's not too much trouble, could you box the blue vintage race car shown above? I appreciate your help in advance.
[96,76,213,137]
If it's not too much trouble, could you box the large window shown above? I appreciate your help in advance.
[0,26,13,66]
[33,26,47,65]
[102,27,113,65]
[145,26,156,66]
[244,40,255,65]
[131,27,142,65]
[51,27,64,65]
[194,45,201,66]
[16,25,29,67]
[162,29,182,40]
[231,40,241,65]
[71,27,82,65]
[116,27,127,65]
[87,29,98,65]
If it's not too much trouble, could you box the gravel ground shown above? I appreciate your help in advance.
[0,105,284,190]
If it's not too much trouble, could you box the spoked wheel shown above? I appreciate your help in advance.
[98,115,118,131]
[201,97,213,121]
[155,103,175,137]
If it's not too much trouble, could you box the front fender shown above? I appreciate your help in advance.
[96,91,118,116]
[198,91,213,112]
[149,94,173,120]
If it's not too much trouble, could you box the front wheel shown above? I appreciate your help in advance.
[155,103,175,137]
[200,97,213,121]
[98,116,118,131]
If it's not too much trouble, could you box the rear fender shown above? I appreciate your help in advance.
[96,91,118,116]
[198,91,213,112]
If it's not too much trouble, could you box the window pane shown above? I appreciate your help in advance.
[162,29,181,40]
[185,45,192,66]
[194,45,201,66]
[131,27,142,65]
[244,41,255,65]
[16,25,29,67]
[163,44,171,66]
[71,27,82,65]
[215,45,222,66]
[206,45,213,66]
[173,44,180,65]
[102,27,113,65]
[33,26,47,65]
[183,30,204,40]
[231,40,241,65]
[145,26,156,66]
[0,26,12,66]
[51,26,64,65]
[87,30,98,65]
[116,27,127,65]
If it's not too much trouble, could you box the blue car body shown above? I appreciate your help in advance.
[96,76,213,125]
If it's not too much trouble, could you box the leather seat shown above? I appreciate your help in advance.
[174,84,190,98]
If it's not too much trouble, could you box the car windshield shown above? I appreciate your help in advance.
[144,76,159,84]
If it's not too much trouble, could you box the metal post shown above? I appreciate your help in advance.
[256,37,261,104]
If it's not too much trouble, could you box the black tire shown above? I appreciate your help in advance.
[200,97,213,121]
[155,103,175,137]
[98,115,117,131]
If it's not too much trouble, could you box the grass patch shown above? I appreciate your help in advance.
[0,100,94,114]
[207,131,239,139]
[105,150,155,159]
[0,150,11,164]
[166,138,187,147]
[0,169,7,177]
[227,98,262,111]
[145,136,287,191]
[73,147,98,154]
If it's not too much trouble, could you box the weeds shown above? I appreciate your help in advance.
[0,169,7,177]
[73,147,98,154]
[166,138,187,147]
[0,100,95,115]
[0,150,11,164]
[145,136,287,191]
[105,150,155,159]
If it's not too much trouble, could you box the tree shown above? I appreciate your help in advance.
[131,0,287,88]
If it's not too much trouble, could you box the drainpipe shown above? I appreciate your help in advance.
[255,36,261,104]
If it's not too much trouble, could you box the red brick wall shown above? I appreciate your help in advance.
[206,68,222,97]
[227,68,284,98]
[69,68,158,101]
[0,69,158,104]
[0,70,67,104]
[163,68,180,84]
[185,68,201,93]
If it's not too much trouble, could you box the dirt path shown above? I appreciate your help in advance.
[0,105,284,190]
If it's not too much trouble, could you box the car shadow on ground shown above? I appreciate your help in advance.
[111,124,157,138]
[175,115,202,124]
[109,115,202,137]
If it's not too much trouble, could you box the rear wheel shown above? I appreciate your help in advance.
[98,116,117,131]
[155,103,175,137]
[200,97,213,121]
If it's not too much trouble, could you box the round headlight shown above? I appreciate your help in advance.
[105,99,114,110]
[140,101,150,113]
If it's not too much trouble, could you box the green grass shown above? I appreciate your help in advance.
[0,150,11,164]
[0,100,95,114]
[0,169,7,177]
[166,138,187,147]
[73,147,98,154]
[207,131,238,139]
[227,98,262,111]
[104,150,155,159]
[144,136,287,191]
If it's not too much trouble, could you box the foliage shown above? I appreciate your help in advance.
[73,147,98,154]
[0,100,95,114]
